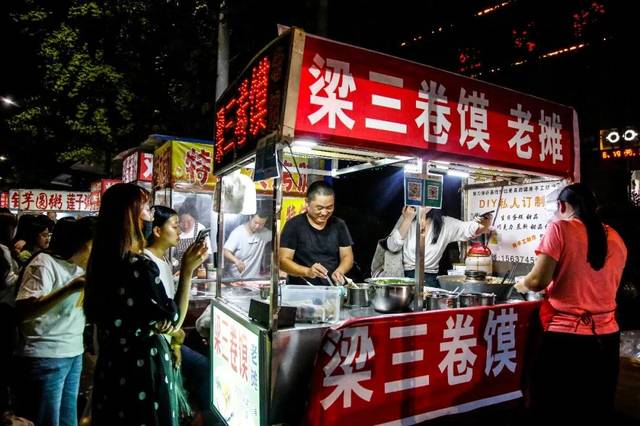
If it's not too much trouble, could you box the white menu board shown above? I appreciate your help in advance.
[466,181,563,263]
[212,306,260,425]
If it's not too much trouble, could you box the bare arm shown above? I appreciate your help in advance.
[223,248,245,273]
[223,248,238,265]
[397,206,418,239]
[16,276,85,321]
[174,242,207,329]
[279,247,310,277]
[515,254,557,293]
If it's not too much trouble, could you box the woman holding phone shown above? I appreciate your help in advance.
[144,205,211,415]
[84,184,207,426]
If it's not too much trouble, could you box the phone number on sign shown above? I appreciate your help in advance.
[493,255,535,264]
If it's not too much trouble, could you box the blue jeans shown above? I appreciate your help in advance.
[181,345,211,411]
[15,355,82,426]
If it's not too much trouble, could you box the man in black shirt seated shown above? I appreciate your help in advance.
[279,181,354,286]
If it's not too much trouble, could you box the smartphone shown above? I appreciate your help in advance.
[195,228,211,245]
[479,210,495,218]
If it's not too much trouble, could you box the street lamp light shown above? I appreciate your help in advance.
[1,96,19,107]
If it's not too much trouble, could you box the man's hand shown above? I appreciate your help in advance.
[331,270,346,285]
[306,263,328,279]
[234,259,246,273]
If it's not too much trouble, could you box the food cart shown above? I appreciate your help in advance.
[209,28,579,425]
[148,134,217,270]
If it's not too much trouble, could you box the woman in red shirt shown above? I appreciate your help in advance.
[515,183,627,422]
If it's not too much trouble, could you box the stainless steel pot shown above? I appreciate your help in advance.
[427,293,458,310]
[437,275,513,301]
[365,277,415,285]
[371,284,414,313]
[477,292,496,306]
[458,292,480,308]
[345,285,374,308]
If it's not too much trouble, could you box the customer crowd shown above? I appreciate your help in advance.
[0,181,630,426]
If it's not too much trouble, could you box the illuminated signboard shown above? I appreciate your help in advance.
[212,306,261,425]
[0,192,8,209]
[600,147,640,160]
[599,128,639,151]
[214,31,292,172]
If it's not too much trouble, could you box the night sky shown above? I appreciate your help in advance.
[1,0,638,199]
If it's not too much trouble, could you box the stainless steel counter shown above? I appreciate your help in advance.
[208,287,532,425]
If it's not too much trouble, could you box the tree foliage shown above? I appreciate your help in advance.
[7,0,217,185]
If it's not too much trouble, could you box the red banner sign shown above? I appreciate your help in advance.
[305,302,539,425]
[10,189,93,212]
[123,152,153,183]
[0,192,8,209]
[294,35,577,178]
[139,152,153,182]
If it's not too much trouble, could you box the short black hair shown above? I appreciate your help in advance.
[148,205,178,244]
[254,209,270,219]
[306,181,334,201]
[16,215,54,249]
[49,216,97,260]
[177,197,198,219]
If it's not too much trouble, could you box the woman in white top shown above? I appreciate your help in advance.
[14,217,96,426]
[144,206,180,300]
[144,205,211,412]
[386,206,492,287]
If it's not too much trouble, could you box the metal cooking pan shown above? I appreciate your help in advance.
[437,275,514,301]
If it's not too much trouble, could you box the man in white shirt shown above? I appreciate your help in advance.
[223,213,272,279]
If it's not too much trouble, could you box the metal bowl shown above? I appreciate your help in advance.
[437,275,513,301]
[344,284,375,308]
[370,284,415,313]
[426,293,458,310]
[458,292,481,308]
[365,277,415,285]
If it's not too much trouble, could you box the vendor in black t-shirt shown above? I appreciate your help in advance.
[279,181,354,286]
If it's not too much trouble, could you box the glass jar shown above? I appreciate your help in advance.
[196,265,206,279]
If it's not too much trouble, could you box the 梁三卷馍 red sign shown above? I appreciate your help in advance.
[293,34,578,179]
[305,302,539,425]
